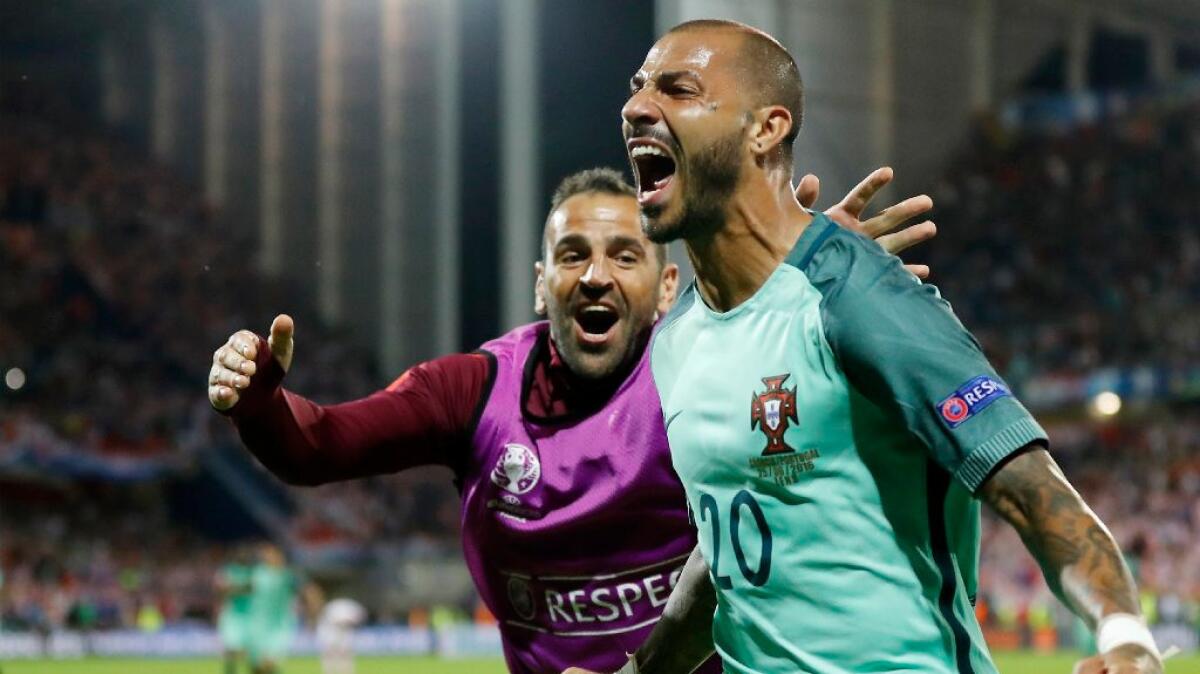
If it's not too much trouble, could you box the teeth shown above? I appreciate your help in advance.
[581,306,613,314]
[630,145,665,158]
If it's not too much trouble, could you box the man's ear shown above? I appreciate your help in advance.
[534,260,548,316]
[655,262,680,318]
[750,105,792,163]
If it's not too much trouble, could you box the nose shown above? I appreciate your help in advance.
[579,259,614,293]
[622,86,661,131]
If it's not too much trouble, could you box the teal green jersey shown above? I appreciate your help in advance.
[218,563,253,649]
[248,564,298,633]
[220,563,253,615]
[651,213,1047,674]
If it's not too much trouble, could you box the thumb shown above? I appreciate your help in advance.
[268,313,295,372]
[795,173,820,209]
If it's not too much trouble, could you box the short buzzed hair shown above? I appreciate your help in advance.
[549,167,635,213]
[668,19,804,166]
[545,167,667,267]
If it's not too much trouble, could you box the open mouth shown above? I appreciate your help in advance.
[629,142,677,207]
[574,304,620,345]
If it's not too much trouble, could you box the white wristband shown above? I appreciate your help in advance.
[1096,613,1159,659]
[614,653,640,674]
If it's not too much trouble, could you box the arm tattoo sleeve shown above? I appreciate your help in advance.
[635,545,717,674]
[978,446,1140,629]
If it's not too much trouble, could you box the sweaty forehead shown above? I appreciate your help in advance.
[640,30,744,78]
[544,193,643,247]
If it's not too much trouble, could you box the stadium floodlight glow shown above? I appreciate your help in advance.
[4,367,25,391]
[1092,391,1122,416]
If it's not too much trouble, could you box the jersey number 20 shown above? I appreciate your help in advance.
[699,490,773,588]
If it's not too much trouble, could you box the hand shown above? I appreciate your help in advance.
[1073,644,1163,674]
[561,669,602,674]
[208,314,295,411]
[796,166,937,279]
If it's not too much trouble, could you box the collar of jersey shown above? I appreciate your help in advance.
[692,211,832,322]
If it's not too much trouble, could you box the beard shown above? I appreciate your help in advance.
[545,296,650,382]
[642,128,743,244]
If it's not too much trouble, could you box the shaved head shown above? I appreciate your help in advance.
[667,19,804,166]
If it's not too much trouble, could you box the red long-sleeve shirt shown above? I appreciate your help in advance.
[225,331,636,484]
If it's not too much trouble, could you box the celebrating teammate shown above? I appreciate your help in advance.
[568,19,1162,674]
[245,544,300,674]
[208,161,933,672]
[215,546,254,674]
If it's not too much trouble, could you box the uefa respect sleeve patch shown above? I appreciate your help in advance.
[937,375,1010,428]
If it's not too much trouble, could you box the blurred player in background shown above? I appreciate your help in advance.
[566,19,1162,674]
[215,545,255,674]
[207,163,934,673]
[246,544,300,674]
[316,596,366,674]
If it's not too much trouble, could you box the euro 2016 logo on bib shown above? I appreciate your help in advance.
[750,374,798,455]
[490,443,541,495]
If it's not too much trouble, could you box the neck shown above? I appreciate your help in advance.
[529,326,651,420]
[685,174,812,313]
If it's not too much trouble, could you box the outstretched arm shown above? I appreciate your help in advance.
[208,314,490,485]
[805,227,1159,673]
[563,545,716,674]
[979,447,1161,673]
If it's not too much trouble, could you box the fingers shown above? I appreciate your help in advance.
[875,220,937,255]
[207,358,245,410]
[837,166,893,220]
[208,329,264,411]
[214,338,257,376]
[228,329,259,361]
[208,384,239,411]
[216,344,257,376]
[209,361,250,390]
[794,173,820,209]
[858,193,933,238]
[903,264,930,279]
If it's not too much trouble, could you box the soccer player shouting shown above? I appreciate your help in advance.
[208,166,933,674]
[569,19,1162,674]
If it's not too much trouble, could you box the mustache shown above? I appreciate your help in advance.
[624,123,678,154]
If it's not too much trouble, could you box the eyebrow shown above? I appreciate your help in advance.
[630,69,703,92]
[552,233,590,252]
[608,235,647,253]
[552,233,647,254]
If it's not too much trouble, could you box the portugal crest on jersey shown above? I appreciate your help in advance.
[750,374,798,455]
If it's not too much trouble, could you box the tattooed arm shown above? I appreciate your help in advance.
[562,545,716,674]
[630,545,717,674]
[979,445,1161,673]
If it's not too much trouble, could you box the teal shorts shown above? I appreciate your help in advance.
[218,611,251,651]
[247,623,296,664]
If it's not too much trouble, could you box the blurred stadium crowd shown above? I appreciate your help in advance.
[1,486,218,634]
[929,100,1200,376]
[2,92,1199,648]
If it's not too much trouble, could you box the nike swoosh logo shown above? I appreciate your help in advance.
[664,410,684,430]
